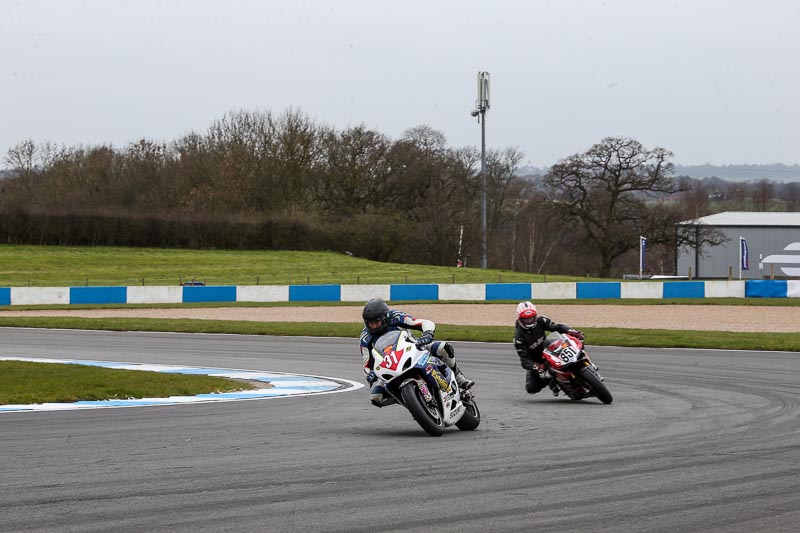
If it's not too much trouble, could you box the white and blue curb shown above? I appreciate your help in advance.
[0,357,363,413]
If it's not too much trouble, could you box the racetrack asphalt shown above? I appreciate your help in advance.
[1,327,799,532]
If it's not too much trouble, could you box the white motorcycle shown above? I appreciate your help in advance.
[370,329,480,436]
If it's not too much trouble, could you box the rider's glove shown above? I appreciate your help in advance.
[567,329,584,340]
[365,371,377,385]
[415,331,434,349]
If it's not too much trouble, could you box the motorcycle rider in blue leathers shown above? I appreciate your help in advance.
[360,298,475,407]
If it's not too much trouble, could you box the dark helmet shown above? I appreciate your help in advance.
[363,298,391,334]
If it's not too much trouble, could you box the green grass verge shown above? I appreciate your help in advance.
[1,316,797,352]
[0,245,589,287]
[0,360,257,405]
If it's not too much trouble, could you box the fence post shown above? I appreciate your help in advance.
[688,267,693,280]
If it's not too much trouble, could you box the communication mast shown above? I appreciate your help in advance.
[471,71,490,269]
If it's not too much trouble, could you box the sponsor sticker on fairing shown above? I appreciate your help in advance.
[431,369,451,393]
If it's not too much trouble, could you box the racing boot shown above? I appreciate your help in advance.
[453,364,475,390]
[548,379,560,396]
[369,385,397,408]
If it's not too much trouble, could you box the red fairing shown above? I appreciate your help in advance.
[566,334,584,350]
[546,338,562,351]
[542,350,564,369]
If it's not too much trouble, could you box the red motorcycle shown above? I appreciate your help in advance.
[541,332,612,404]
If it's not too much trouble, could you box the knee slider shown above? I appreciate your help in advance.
[433,341,456,367]
[526,381,544,394]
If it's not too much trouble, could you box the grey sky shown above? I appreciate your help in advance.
[1,0,798,168]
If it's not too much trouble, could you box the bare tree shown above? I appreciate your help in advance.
[780,182,800,211]
[509,190,563,274]
[677,178,712,219]
[316,125,393,215]
[543,137,677,277]
[751,178,775,211]
[726,181,749,209]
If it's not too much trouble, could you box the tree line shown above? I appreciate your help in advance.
[4,108,781,278]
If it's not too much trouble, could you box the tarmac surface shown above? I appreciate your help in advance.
[2,327,799,532]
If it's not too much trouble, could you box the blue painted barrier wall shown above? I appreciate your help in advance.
[182,286,237,303]
[663,281,705,299]
[69,286,127,305]
[485,283,531,301]
[2,280,798,305]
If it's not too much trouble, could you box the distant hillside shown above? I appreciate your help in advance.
[518,163,800,182]
[666,163,800,182]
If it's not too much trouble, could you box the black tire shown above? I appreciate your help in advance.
[401,381,445,436]
[578,367,613,404]
[455,398,481,431]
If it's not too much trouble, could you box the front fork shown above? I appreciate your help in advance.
[553,358,603,397]
[397,376,433,402]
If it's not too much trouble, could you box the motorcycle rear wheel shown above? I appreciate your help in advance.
[578,367,613,404]
[401,381,445,436]
[455,398,481,431]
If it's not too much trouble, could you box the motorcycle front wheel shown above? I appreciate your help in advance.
[455,398,481,431]
[578,367,613,404]
[401,381,445,436]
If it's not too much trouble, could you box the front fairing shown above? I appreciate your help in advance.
[371,330,464,424]
[542,332,586,371]
[542,332,597,398]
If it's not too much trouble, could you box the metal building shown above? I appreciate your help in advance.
[676,211,800,279]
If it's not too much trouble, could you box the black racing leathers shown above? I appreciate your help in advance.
[513,316,571,394]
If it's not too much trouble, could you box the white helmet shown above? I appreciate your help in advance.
[516,301,538,330]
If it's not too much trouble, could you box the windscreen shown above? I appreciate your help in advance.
[373,330,402,353]
[545,331,564,345]
[544,331,565,350]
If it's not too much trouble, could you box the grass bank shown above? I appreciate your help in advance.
[0,360,256,405]
[1,316,798,352]
[0,245,584,287]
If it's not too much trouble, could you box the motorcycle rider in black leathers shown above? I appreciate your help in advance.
[513,301,584,396]
[360,298,475,407]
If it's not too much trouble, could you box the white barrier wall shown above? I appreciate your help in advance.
[704,280,745,298]
[236,285,291,302]
[620,282,663,299]
[533,282,577,299]
[11,287,70,305]
[788,280,800,298]
[127,286,183,304]
[438,284,485,301]
[340,284,391,302]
